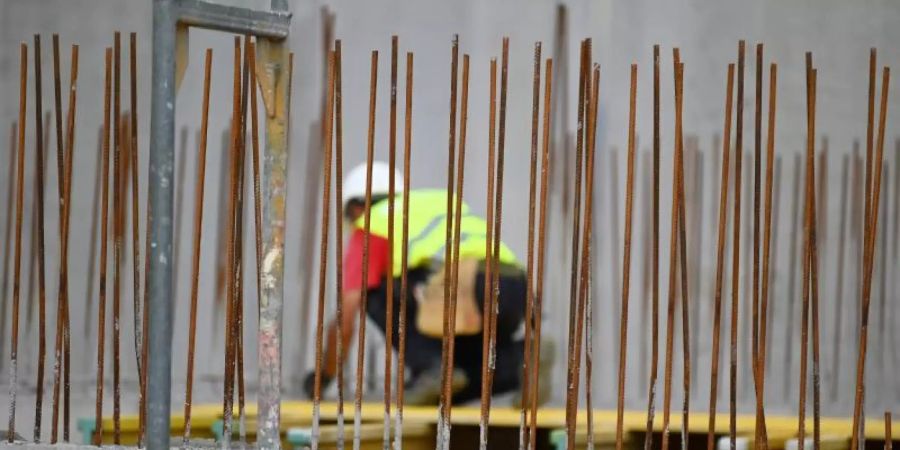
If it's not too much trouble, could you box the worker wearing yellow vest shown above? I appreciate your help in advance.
[304,161,530,404]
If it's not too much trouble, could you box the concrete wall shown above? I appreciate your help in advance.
[1,0,900,438]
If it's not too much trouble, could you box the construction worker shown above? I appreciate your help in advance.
[303,161,532,405]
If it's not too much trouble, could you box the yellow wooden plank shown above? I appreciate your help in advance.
[96,406,221,431]
[278,402,900,439]
[93,403,899,443]
[88,406,226,445]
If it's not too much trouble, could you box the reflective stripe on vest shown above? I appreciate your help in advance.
[355,189,518,276]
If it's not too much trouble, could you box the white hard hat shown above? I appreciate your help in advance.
[343,161,404,206]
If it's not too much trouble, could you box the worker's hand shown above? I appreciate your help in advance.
[303,370,334,399]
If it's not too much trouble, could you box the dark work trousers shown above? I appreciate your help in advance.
[365,263,527,403]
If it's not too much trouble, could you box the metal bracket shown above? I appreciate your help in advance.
[146,1,291,449]
[175,23,189,91]
[255,39,279,117]
[176,0,291,40]
[173,0,291,91]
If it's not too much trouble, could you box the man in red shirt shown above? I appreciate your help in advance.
[304,162,533,405]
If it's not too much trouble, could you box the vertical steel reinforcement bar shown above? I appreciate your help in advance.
[147,1,290,449]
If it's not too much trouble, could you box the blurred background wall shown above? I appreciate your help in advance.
[1,0,900,434]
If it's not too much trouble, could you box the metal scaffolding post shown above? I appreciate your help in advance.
[146,1,290,449]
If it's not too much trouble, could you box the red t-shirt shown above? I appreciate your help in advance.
[342,228,390,291]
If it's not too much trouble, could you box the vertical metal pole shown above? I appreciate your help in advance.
[147,1,176,449]
[257,1,289,446]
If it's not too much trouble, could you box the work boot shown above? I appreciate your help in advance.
[507,336,555,407]
[404,366,469,405]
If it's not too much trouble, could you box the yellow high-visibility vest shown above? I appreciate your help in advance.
[354,189,519,277]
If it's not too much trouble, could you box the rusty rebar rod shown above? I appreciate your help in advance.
[139,135,150,449]
[660,56,683,450]
[111,32,123,443]
[354,50,378,450]
[51,41,78,444]
[7,42,28,444]
[394,49,414,450]
[797,59,815,450]
[241,40,265,446]
[564,39,589,450]
[852,64,891,450]
[441,50,473,447]
[62,113,73,438]
[233,36,252,445]
[673,56,691,450]
[383,35,399,450]
[615,62,638,450]
[51,35,64,239]
[491,35,510,431]
[707,63,735,450]
[478,57,498,450]
[528,57,553,450]
[49,33,64,444]
[182,48,213,447]
[729,40,746,450]
[808,65,822,450]
[438,35,459,450]
[572,39,593,413]
[220,36,242,449]
[644,44,661,450]
[239,33,252,443]
[757,62,777,450]
[310,48,335,450]
[31,34,48,443]
[751,42,762,406]
[333,40,346,450]
[855,53,875,449]
[886,412,893,450]
[552,8,570,214]
[446,52,470,450]
[127,33,144,446]
[750,43,769,450]
[92,47,112,446]
[249,40,264,361]
[482,38,511,450]
[519,41,542,450]
[45,34,65,443]
[863,50,876,261]
[579,64,600,449]
[851,53,889,450]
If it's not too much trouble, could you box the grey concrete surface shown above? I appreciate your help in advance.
[1,0,900,442]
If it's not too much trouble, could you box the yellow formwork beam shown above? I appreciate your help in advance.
[88,402,900,444]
